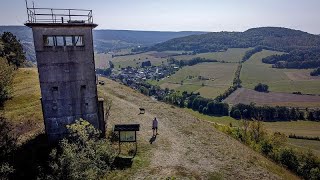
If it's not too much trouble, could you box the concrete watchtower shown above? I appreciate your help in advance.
[25,5,105,141]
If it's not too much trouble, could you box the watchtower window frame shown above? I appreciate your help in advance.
[44,35,84,47]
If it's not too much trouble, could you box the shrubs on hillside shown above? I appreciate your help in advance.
[216,120,320,180]
[254,83,269,93]
[48,119,116,180]
[0,116,16,179]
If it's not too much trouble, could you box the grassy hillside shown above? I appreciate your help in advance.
[3,68,42,141]
[241,50,320,94]
[2,68,299,179]
[97,76,298,179]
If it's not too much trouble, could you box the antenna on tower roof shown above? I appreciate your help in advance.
[25,0,29,22]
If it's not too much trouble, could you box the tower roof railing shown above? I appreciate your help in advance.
[26,7,93,24]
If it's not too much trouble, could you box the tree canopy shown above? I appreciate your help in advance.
[0,32,25,69]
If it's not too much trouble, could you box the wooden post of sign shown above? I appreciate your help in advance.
[118,131,121,155]
[135,131,137,156]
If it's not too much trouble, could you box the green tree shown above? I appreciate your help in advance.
[1,32,25,68]
[139,86,149,96]
[48,119,116,180]
[254,83,269,93]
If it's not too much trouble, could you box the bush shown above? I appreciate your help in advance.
[254,83,269,92]
[260,140,273,156]
[231,109,241,119]
[0,116,16,179]
[278,148,299,172]
[139,86,149,96]
[48,119,116,180]
[297,151,320,179]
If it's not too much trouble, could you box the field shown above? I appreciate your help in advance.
[173,48,251,62]
[156,62,238,98]
[110,51,171,68]
[95,48,251,69]
[224,88,320,107]
[241,50,320,95]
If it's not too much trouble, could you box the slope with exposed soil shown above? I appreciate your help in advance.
[98,76,298,179]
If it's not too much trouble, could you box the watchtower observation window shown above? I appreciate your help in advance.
[44,35,84,47]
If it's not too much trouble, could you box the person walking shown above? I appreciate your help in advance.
[152,117,158,136]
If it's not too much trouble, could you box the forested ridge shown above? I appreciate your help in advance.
[150,27,320,53]
[145,27,320,69]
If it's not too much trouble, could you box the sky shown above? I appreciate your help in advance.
[1,0,320,34]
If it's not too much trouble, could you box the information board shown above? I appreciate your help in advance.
[119,131,136,142]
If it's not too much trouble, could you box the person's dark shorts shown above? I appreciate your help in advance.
[152,127,158,130]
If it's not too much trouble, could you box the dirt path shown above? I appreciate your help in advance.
[98,77,297,179]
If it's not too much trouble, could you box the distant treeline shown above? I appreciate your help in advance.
[230,103,320,122]
[262,49,320,69]
[96,68,112,76]
[167,57,218,67]
[289,134,320,141]
[111,51,144,58]
[310,68,320,76]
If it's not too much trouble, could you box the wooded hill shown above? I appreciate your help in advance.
[150,27,320,53]
[147,27,320,68]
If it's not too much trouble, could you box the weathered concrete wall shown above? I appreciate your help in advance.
[28,24,104,141]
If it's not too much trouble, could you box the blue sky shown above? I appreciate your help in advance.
[1,0,320,34]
